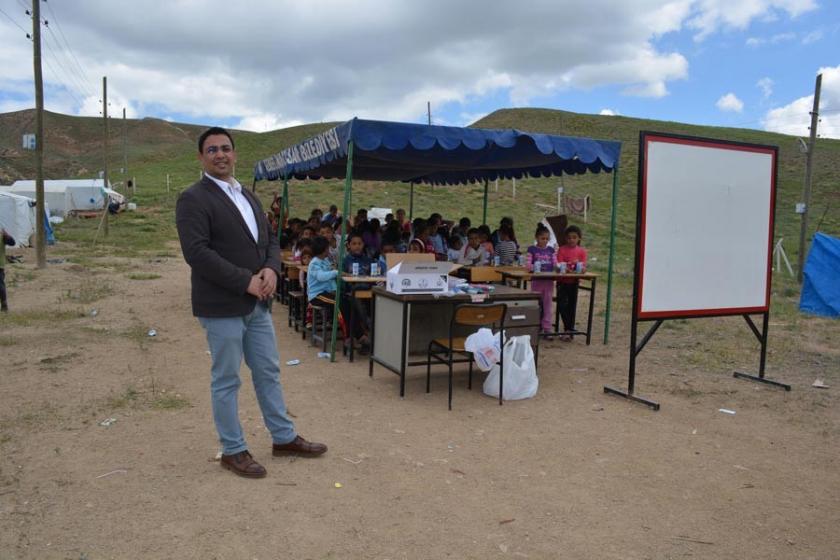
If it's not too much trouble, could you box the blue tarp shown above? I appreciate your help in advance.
[800,232,840,318]
[254,118,621,185]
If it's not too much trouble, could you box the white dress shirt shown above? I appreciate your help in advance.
[205,173,259,242]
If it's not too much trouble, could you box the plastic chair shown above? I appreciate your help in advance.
[426,303,507,410]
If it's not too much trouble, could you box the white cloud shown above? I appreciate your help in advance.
[599,109,619,116]
[763,65,840,139]
[0,1,823,127]
[234,114,305,133]
[757,77,774,99]
[458,112,489,126]
[716,93,744,112]
[745,31,797,47]
[687,0,817,41]
[802,29,823,44]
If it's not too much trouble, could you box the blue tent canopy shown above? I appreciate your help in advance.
[800,232,840,318]
[254,118,621,185]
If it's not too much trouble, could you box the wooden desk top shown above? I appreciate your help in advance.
[495,266,598,280]
[341,275,385,283]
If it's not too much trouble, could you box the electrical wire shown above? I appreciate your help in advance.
[44,0,97,95]
[43,24,94,99]
[0,5,29,35]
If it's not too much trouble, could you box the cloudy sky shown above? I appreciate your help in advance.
[0,0,838,138]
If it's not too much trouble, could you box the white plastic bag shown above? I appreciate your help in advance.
[464,328,502,372]
[483,335,538,400]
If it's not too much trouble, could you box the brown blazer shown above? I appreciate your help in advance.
[176,176,281,317]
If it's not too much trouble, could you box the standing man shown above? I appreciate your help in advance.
[176,127,327,479]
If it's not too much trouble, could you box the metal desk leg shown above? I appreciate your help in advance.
[348,292,355,362]
[399,301,409,398]
[368,293,376,377]
[586,277,596,345]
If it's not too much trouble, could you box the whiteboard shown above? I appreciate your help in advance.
[637,134,776,318]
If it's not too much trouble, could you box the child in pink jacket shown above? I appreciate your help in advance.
[555,225,588,341]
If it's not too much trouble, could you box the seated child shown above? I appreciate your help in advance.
[319,223,338,264]
[293,225,317,259]
[298,244,313,287]
[378,240,396,273]
[447,234,464,262]
[307,236,338,303]
[307,236,364,344]
[477,225,495,258]
[341,232,373,341]
[555,225,588,340]
[458,228,490,265]
[495,225,519,265]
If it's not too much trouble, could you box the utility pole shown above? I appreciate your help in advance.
[32,0,46,268]
[797,73,822,283]
[427,101,431,125]
[102,76,109,236]
[122,107,128,182]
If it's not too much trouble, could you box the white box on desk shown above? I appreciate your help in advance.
[386,261,450,294]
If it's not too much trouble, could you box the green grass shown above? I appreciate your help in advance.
[2,106,838,313]
[152,393,190,410]
[0,308,85,327]
[60,281,113,304]
[108,386,140,409]
[127,272,161,280]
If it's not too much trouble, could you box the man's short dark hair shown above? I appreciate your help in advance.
[198,127,234,153]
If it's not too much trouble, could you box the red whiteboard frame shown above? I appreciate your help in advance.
[635,133,777,320]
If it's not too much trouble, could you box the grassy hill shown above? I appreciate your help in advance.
[1,107,837,303]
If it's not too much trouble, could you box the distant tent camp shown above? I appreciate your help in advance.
[1,179,124,216]
[0,191,54,246]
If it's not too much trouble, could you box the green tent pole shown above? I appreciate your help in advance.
[482,179,489,226]
[330,141,354,361]
[279,176,289,243]
[604,163,619,345]
[409,181,415,221]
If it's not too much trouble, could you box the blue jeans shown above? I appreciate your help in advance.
[198,302,296,455]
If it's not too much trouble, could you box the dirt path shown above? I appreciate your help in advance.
[1,250,838,559]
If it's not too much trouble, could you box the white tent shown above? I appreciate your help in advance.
[5,179,119,216]
[0,191,39,247]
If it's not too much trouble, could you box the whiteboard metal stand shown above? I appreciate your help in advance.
[732,312,790,390]
[604,131,791,411]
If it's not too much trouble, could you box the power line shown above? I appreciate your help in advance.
[43,0,97,95]
[41,50,84,107]
[42,24,94,99]
[39,29,86,106]
[0,5,29,35]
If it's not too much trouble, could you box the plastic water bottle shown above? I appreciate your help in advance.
[352,262,360,276]
[534,260,542,273]
[494,255,501,266]
[371,262,379,276]
[558,261,567,274]
[576,262,584,273]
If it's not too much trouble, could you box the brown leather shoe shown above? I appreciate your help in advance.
[220,450,267,478]
[272,435,328,457]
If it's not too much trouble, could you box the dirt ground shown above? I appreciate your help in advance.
[1,247,838,560]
